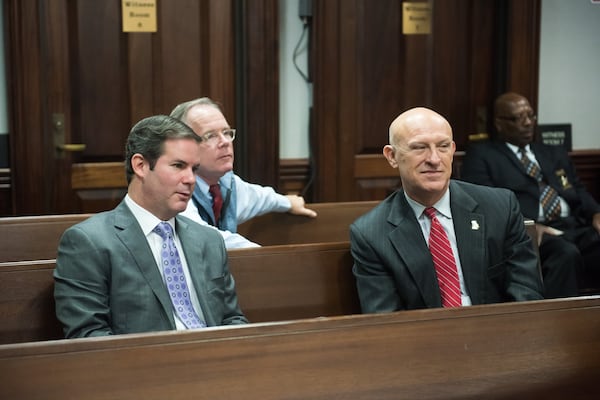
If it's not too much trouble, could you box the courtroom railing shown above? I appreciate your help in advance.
[1,296,599,399]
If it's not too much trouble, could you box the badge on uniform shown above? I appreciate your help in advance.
[555,169,572,189]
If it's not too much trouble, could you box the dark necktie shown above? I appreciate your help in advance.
[153,222,206,329]
[518,148,561,222]
[209,184,223,225]
[423,207,462,308]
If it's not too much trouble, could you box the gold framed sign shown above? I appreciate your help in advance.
[122,0,157,33]
[402,2,432,35]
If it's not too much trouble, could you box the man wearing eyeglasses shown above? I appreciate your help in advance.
[171,97,317,248]
[461,92,600,297]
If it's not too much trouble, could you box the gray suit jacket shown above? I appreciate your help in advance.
[54,200,248,338]
[350,180,543,313]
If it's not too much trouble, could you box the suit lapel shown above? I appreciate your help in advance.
[388,194,441,307]
[530,143,557,184]
[494,141,530,175]
[175,216,214,326]
[113,202,175,326]
[448,182,485,304]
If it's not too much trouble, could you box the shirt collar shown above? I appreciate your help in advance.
[505,141,531,156]
[196,170,234,195]
[125,194,175,236]
[404,188,452,220]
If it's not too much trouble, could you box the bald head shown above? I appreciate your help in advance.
[494,92,528,118]
[493,92,536,147]
[389,107,453,146]
[384,107,455,206]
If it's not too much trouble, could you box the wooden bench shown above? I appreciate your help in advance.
[0,213,92,262]
[238,200,379,245]
[0,241,358,344]
[0,201,378,262]
[1,296,599,399]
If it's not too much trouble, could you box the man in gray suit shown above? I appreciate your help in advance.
[350,107,543,313]
[54,115,248,338]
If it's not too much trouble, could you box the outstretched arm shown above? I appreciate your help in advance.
[286,194,317,218]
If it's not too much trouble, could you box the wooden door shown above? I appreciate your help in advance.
[311,0,541,202]
[6,0,237,214]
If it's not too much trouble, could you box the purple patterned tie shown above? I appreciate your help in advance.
[154,222,206,329]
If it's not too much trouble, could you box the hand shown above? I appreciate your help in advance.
[534,223,564,245]
[592,213,600,234]
[285,195,318,218]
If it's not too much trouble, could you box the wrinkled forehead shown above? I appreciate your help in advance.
[506,98,533,114]
[185,105,229,134]
[390,111,452,144]
[497,95,533,116]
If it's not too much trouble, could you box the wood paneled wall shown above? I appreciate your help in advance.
[280,150,600,204]
[4,0,596,216]
[311,0,542,202]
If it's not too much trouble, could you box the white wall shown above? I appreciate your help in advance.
[538,0,600,150]
[279,0,312,159]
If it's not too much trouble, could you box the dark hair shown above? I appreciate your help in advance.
[124,115,200,184]
[169,97,222,124]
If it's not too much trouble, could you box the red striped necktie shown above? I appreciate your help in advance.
[424,207,462,308]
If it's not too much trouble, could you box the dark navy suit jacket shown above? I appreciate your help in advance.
[350,180,543,312]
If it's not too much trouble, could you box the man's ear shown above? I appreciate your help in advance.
[383,145,398,168]
[493,117,502,134]
[131,153,148,179]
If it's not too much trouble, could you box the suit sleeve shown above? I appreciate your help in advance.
[192,226,249,326]
[218,241,250,325]
[54,226,114,338]
[502,191,545,301]
[350,222,405,313]
[461,144,496,187]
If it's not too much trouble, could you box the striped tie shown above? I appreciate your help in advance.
[518,149,561,221]
[424,207,462,308]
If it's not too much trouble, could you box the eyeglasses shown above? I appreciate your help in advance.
[199,128,236,145]
[497,113,537,124]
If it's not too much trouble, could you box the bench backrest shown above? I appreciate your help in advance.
[1,296,599,399]
[0,241,358,344]
[237,200,379,245]
[0,201,378,262]
[0,213,92,262]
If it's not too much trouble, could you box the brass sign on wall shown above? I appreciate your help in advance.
[122,0,157,32]
[402,2,432,35]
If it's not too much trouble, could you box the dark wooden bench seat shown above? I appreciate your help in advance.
[0,296,599,399]
[0,241,358,344]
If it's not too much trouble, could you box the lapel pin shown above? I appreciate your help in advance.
[471,220,480,230]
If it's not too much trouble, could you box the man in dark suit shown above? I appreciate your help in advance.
[350,107,543,312]
[461,92,600,297]
[54,115,248,338]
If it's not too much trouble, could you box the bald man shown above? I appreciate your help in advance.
[350,107,543,313]
[462,92,600,297]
